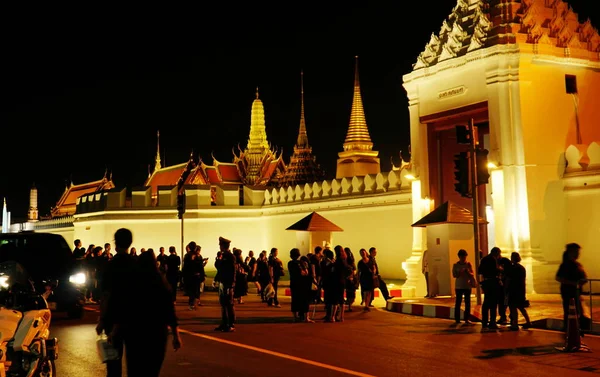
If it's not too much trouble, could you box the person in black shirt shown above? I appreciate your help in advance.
[556,243,588,331]
[165,246,181,303]
[96,228,181,377]
[214,236,237,332]
[497,251,512,324]
[73,239,86,259]
[478,247,501,330]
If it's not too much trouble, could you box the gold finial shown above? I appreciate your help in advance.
[256,86,259,99]
[155,130,162,171]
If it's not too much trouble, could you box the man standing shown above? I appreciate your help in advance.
[165,246,181,303]
[73,239,86,259]
[157,247,168,275]
[214,236,236,332]
[479,247,501,331]
[309,246,323,304]
[422,249,431,298]
[496,248,512,324]
[96,228,138,377]
[369,247,393,304]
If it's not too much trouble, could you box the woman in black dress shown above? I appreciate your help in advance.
[507,252,531,330]
[288,248,313,322]
[357,248,375,312]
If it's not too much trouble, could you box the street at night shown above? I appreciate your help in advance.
[51,292,600,377]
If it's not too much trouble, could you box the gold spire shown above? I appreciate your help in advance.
[297,70,309,147]
[154,130,162,171]
[243,88,272,184]
[343,56,374,151]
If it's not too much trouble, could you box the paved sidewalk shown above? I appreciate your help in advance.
[385,294,600,333]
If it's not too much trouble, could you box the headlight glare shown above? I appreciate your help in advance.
[69,273,86,285]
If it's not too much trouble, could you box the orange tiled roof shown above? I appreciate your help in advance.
[203,165,220,183]
[145,162,188,197]
[52,176,114,217]
[216,162,242,183]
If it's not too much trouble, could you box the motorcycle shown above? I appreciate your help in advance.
[0,261,58,377]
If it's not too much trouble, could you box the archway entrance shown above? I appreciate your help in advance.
[421,101,490,255]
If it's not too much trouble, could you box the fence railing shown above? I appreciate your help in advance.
[581,278,600,332]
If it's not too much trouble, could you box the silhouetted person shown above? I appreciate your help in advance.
[556,243,588,331]
[96,228,181,377]
[214,236,236,332]
[479,247,501,331]
[165,246,181,303]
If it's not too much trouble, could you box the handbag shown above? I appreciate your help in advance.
[96,333,120,363]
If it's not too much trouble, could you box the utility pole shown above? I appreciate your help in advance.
[469,118,482,305]
[177,189,186,261]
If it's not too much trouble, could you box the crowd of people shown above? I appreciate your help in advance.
[452,243,589,334]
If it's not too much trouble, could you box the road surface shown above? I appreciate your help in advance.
[50,292,600,376]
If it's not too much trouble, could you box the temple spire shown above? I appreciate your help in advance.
[343,56,374,151]
[155,130,162,171]
[297,70,309,147]
[336,56,380,179]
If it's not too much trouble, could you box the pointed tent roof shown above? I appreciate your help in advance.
[286,212,343,232]
[411,201,488,227]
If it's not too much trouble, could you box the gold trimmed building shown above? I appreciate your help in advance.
[280,71,325,187]
[50,172,114,218]
[144,89,286,202]
[336,56,381,179]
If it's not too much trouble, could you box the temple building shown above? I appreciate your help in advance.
[279,71,325,187]
[144,89,285,201]
[50,172,114,217]
[336,56,381,179]
[402,0,600,295]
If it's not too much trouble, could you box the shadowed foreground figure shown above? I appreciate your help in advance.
[96,228,181,377]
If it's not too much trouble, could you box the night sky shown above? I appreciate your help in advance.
[2,1,597,218]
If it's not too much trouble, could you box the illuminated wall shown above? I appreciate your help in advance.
[36,171,415,280]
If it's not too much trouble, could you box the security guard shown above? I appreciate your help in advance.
[214,237,237,332]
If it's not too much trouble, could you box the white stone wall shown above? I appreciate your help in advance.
[36,171,415,280]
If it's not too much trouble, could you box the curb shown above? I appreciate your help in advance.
[283,288,408,298]
[385,301,479,322]
[385,301,600,334]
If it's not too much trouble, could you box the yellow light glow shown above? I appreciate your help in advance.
[487,162,498,169]
[404,174,416,180]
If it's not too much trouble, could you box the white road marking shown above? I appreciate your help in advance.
[178,329,377,377]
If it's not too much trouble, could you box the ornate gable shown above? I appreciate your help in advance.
[412,0,599,71]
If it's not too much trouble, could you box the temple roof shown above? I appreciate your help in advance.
[413,0,600,70]
[145,162,189,197]
[52,174,114,217]
[411,201,488,227]
[286,212,343,232]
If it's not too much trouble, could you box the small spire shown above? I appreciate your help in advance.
[148,164,151,178]
[255,87,259,99]
[343,55,373,149]
[297,70,309,147]
[155,130,162,171]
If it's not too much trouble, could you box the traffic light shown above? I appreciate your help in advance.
[456,125,471,145]
[476,149,490,185]
[177,193,186,219]
[454,152,470,198]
